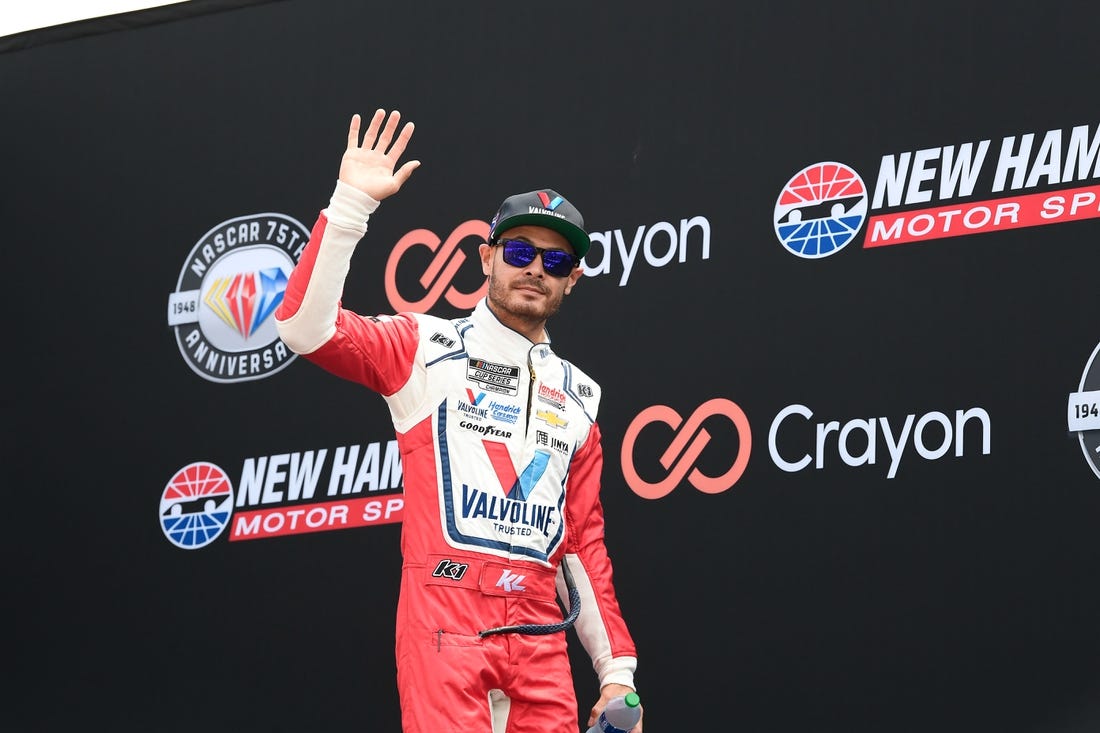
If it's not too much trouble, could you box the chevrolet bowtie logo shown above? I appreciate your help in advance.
[535,409,568,428]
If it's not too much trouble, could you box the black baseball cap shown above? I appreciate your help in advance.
[488,189,591,260]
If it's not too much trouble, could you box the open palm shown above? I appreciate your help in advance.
[339,109,420,201]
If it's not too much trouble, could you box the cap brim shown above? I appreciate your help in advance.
[492,213,590,260]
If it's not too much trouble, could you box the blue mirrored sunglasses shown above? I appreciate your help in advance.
[492,238,580,278]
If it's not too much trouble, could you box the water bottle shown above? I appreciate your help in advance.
[586,692,641,733]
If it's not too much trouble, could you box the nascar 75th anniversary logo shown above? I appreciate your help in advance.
[1068,341,1100,480]
[167,213,309,383]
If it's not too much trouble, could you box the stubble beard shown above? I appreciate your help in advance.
[486,272,565,327]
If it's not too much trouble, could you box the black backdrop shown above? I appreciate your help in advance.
[5,1,1100,731]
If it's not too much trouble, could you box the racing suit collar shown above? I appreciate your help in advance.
[473,297,553,350]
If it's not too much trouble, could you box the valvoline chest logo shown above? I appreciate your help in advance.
[773,162,868,258]
[167,213,309,383]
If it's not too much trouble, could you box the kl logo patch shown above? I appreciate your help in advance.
[496,569,527,592]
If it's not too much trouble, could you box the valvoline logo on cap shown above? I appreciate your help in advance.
[773,162,868,258]
[537,191,564,210]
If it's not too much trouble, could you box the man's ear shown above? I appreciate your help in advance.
[479,243,493,277]
[565,267,584,294]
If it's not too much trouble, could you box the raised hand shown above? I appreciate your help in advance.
[339,109,420,201]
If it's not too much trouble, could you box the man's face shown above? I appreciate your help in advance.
[479,225,585,324]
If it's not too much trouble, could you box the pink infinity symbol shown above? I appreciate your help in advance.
[385,220,489,312]
[620,398,752,499]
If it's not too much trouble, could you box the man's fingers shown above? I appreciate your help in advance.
[375,109,401,152]
[346,114,362,150]
[361,108,385,149]
[347,109,413,159]
[386,121,415,161]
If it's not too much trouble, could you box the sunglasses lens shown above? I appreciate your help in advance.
[499,240,576,277]
[541,251,575,277]
[502,241,537,268]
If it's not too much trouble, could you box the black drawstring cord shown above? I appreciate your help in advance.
[478,557,581,637]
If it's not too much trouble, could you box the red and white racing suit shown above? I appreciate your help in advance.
[274,181,637,733]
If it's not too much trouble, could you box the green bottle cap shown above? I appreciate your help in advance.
[624,692,641,708]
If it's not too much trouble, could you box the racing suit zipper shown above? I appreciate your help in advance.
[525,361,536,438]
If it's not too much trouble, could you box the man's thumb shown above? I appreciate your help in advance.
[394,160,421,187]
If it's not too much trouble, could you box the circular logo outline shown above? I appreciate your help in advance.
[168,212,309,383]
[773,161,868,259]
[1076,341,1100,480]
[159,461,235,550]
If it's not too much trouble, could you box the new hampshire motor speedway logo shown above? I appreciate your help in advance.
[774,121,1100,258]
[160,441,406,550]
[167,213,309,383]
[1067,341,1100,480]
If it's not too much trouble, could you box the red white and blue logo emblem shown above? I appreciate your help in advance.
[774,162,868,258]
[160,462,234,549]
